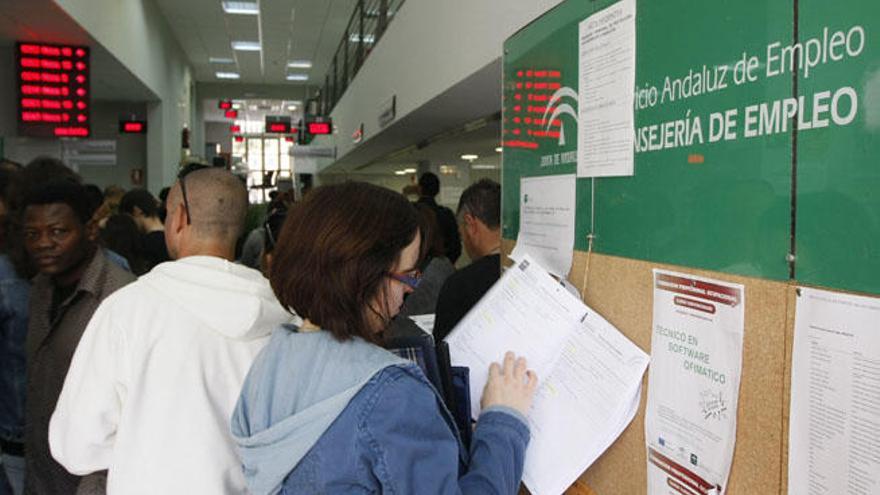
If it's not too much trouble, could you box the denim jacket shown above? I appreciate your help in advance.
[0,255,30,443]
[232,328,530,495]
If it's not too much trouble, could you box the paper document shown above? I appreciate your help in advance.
[645,270,744,495]
[408,314,435,335]
[788,288,880,495]
[446,255,648,495]
[577,0,636,178]
[510,174,576,278]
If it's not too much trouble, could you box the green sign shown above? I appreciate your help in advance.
[502,0,879,294]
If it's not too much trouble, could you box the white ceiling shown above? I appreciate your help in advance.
[203,98,304,123]
[154,0,359,86]
[353,118,502,175]
[0,0,156,101]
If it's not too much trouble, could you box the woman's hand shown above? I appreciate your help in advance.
[480,351,539,416]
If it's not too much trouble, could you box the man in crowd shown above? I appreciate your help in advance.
[118,189,169,272]
[417,172,462,264]
[50,167,291,493]
[22,181,135,494]
[433,179,502,341]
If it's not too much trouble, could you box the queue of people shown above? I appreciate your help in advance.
[0,158,532,495]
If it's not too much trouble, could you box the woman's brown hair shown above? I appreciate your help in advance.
[270,181,419,342]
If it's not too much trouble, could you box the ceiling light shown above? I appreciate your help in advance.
[403,168,416,173]
[287,105,298,111]
[349,34,376,44]
[209,57,235,64]
[471,164,499,170]
[222,1,259,15]
[232,41,261,51]
[215,72,240,79]
[461,154,479,161]
[495,146,503,153]
[232,103,241,109]
[287,60,312,69]
[286,74,308,81]
[394,170,408,175]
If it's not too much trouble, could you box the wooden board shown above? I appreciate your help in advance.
[504,241,796,494]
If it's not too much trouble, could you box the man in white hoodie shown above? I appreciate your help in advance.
[48,167,292,494]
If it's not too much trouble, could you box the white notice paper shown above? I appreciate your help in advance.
[646,270,744,495]
[510,174,576,278]
[446,255,649,495]
[788,288,880,495]
[577,0,636,178]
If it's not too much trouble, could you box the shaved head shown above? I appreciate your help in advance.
[168,168,247,248]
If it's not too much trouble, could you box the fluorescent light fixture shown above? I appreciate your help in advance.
[471,164,499,170]
[349,33,376,44]
[215,72,240,79]
[287,105,298,111]
[403,168,417,173]
[461,154,479,161]
[232,103,241,109]
[394,170,408,175]
[495,146,503,153]
[286,74,308,81]
[209,57,235,64]
[287,60,312,69]
[231,41,261,51]
[222,1,259,15]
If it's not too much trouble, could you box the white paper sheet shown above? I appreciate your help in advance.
[446,256,584,420]
[408,314,435,335]
[510,174,576,278]
[577,0,636,178]
[445,255,648,495]
[645,270,744,495]
[523,308,649,495]
[788,287,880,495]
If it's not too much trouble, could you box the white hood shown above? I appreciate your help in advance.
[142,256,292,340]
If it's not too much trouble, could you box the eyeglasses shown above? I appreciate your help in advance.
[387,269,422,290]
[177,163,210,225]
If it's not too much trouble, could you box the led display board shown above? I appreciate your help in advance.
[16,42,90,137]
[119,120,147,134]
[265,115,291,134]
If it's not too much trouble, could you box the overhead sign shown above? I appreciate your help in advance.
[119,120,147,134]
[289,145,335,158]
[16,42,91,138]
[378,95,396,128]
[307,121,332,135]
[265,115,292,134]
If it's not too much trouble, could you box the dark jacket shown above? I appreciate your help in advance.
[0,255,30,445]
[417,197,462,264]
[434,254,501,342]
[24,249,134,495]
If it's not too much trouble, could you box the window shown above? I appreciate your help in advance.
[231,120,295,203]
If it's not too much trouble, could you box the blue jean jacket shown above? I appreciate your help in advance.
[0,255,30,443]
[281,366,530,494]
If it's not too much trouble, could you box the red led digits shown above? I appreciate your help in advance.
[17,42,90,137]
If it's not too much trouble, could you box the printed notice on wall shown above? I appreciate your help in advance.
[510,174,576,278]
[577,0,636,178]
[788,288,880,495]
[645,270,744,495]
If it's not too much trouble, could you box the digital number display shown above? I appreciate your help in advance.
[16,42,90,138]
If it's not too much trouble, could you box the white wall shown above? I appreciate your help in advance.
[322,0,563,166]
[54,0,195,193]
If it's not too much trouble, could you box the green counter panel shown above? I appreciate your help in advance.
[795,0,880,294]
[504,0,880,293]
